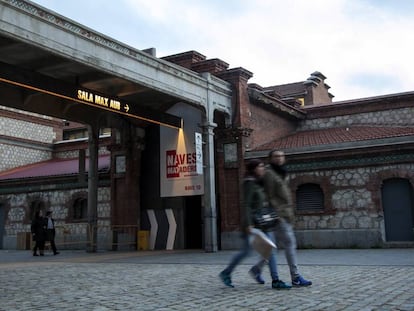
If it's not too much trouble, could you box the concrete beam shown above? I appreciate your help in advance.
[0,0,232,116]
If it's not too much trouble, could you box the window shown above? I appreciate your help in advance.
[63,127,111,140]
[296,183,324,211]
[73,198,87,221]
[63,128,88,140]
[100,128,111,136]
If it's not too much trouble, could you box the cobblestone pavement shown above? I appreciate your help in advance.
[0,249,413,311]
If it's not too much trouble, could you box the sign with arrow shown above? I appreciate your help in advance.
[77,89,129,114]
[75,88,181,129]
[0,60,182,129]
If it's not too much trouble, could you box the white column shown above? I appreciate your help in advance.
[203,121,218,252]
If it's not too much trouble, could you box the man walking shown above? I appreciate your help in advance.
[45,211,59,255]
[31,210,46,256]
[251,150,312,288]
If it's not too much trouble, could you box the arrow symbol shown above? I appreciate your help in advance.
[124,104,129,112]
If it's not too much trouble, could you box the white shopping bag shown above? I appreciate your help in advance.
[249,228,276,260]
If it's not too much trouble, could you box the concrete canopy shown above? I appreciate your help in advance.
[0,0,232,128]
[0,0,233,252]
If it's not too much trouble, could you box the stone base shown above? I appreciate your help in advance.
[220,231,243,250]
[3,236,17,250]
[294,229,382,248]
[220,229,383,250]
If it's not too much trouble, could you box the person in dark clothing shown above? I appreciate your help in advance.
[45,211,59,255]
[31,211,46,256]
[219,159,267,288]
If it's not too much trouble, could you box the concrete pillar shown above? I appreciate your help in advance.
[203,121,218,252]
[87,125,99,252]
[78,149,86,183]
[201,72,219,252]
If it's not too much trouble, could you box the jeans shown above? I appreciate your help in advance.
[253,219,299,280]
[222,235,252,275]
[252,231,279,280]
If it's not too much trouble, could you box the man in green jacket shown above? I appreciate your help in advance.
[251,150,312,288]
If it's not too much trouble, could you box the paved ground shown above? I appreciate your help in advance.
[0,248,413,311]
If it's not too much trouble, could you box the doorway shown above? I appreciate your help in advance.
[381,178,414,241]
[184,195,202,249]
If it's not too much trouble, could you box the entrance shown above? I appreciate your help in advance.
[184,196,202,249]
[381,178,414,241]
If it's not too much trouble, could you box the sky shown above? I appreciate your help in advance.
[31,0,414,102]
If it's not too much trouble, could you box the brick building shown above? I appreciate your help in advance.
[1,48,414,250]
[216,68,414,249]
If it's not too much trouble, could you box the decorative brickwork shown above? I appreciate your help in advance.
[0,116,56,143]
[0,108,59,172]
[54,147,110,159]
[0,145,51,172]
[300,107,414,130]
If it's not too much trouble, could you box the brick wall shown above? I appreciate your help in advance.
[248,104,297,149]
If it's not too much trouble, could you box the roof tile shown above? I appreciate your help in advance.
[0,155,110,180]
[254,126,414,151]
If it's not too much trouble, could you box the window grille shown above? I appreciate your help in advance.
[296,183,324,210]
[73,198,87,220]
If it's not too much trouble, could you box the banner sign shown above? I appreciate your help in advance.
[160,103,204,197]
[195,132,203,175]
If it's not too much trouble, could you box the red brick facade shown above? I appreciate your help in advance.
[164,50,414,248]
[2,47,414,249]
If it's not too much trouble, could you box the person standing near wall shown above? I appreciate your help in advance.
[251,150,312,287]
[31,210,46,256]
[45,211,59,255]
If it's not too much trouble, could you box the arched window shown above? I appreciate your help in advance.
[73,198,87,221]
[296,183,324,211]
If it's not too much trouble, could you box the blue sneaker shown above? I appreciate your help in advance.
[292,275,312,287]
[219,271,234,288]
[272,279,292,289]
[249,267,265,284]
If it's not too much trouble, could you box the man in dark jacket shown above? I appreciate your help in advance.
[31,211,46,256]
[45,211,59,255]
[219,159,266,287]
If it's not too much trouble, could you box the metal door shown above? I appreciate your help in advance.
[381,178,414,241]
[184,195,202,249]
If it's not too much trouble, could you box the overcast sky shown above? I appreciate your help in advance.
[32,0,414,101]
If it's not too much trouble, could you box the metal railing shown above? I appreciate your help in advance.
[18,224,144,251]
